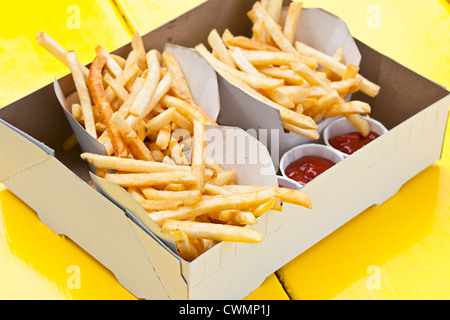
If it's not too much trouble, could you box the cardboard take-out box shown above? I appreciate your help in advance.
[0,0,449,300]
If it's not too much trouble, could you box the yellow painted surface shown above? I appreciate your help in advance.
[114,0,207,35]
[0,0,130,108]
[0,0,449,300]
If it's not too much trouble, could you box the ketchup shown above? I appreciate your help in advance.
[285,155,335,186]
[328,131,379,155]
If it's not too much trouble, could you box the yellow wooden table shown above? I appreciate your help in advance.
[0,0,449,300]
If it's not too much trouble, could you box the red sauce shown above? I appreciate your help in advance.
[328,131,379,155]
[285,155,336,186]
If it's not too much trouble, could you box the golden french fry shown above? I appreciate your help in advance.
[207,210,257,226]
[66,51,97,139]
[191,119,207,191]
[206,170,236,186]
[140,187,201,204]
[240,49,318,69]
[257,66,305,85]
[131,31,147,70]
[36,31,90,81]
[283,1,303,44]
[104,171,199,188]
[162,51,193,99]
[252,197,277,217]
[226,36,280,52]
[88,50,128,158]
[81,152,194,173]
[129,50,161,117]
[146,106,176,135]
[103,72,129,103]
[162,219,263,244]
[62,133,78,152]
[324,101,371,118]
[155,123,172,150]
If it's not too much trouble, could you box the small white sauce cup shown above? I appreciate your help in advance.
[323,116,388,158]
[277,175,302,190]
[280,143,345,186]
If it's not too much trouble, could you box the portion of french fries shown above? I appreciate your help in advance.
[37,29,312,261]
[194,0,381,139]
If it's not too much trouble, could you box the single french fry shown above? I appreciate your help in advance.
[231,47,262,76]
[207,170,236,186]
[103,72,129,103]
[225,36,280,52]
[140,187,201,205]
[240,49,318,69]
[62,133,78,152]
[36,31,89,80]
[162,219,263,243]
[131,31,147,70]
[345,113,371,137]
[129,50,161,117]
[294,41,380,97]
[162,51,193,99]
[146,106,176,135]
[322,47,344,81]
[283,122,320,140]
[111,54,127,69]
[152,123,170,150]
[207,210,257,226]
[257,66,305,85]
[191,119,207,192]
[324,101,371,118]
[104,171,199,188]
[81,152,196,173]
[252,197,277,217]
[207,28,237,68]
[66,51,97,139]
[283,1,303,44]
[117,77,145,118]
[265,0,283,24]
[252,19,274,45]
[88,50,128,158]
[169,230,200,262]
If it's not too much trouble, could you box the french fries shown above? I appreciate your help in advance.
[39,22,312,262]
[194,0,381,138]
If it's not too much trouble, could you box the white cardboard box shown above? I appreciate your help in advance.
[0,0,449,300]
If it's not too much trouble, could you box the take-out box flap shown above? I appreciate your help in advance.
[215,7,362,163]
